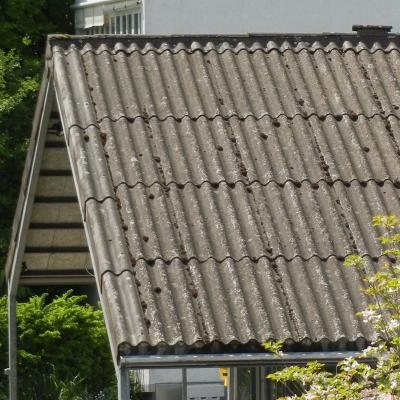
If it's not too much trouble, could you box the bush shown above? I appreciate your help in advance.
[0,290,115,399]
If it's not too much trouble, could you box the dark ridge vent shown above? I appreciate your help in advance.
[352,25,392,35]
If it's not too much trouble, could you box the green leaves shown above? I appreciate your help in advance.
[0,0,74,54]
[263,340,284,355]
[343,254,363,268]
[0,47,39,271]
[372,214,399,229]
[21,36,32,47]
[0,291,115,399]
[0,0,74,276]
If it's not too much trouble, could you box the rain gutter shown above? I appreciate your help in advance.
[120,351,370,369]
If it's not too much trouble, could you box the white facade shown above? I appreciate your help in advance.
[74,0,400,35]
[144,0,400,34]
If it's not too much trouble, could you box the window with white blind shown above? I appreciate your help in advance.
[105,11,142,34]
[76,3,142,35]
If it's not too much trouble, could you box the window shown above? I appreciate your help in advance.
[77,3,142,36]
[104,10,142,34]
[85,26,105,35]
[229,367,303,400]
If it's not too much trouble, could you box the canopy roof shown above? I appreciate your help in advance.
[9,31,400,358]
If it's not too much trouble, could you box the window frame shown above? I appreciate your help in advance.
[104,7,142,34]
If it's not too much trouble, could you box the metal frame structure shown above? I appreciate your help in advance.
[4,77,370,400]
[119,352,366,369]
[7,78,53,400]
[5,75,122,399]
[4,36,379,400]
[117,367,131,399]
[116,351,367,400]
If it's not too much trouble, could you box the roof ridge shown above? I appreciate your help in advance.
[52,44,400,57]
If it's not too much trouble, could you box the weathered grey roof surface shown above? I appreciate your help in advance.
[49,33,400,356]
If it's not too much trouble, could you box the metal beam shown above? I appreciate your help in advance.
[19,272,94,286]
[120,351,368,369]
[228,367,237,400]
[117,367,130,400]
[34,196,78,203]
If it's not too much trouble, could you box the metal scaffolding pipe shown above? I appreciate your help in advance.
[120,351,368,369]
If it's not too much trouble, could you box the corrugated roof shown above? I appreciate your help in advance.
[49,33,400,356]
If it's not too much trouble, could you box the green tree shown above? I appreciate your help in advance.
[0,0,73,54]
[267,215,400,399]
[0,49,40,270]
[0,291,116,399]
[0,0,74,272]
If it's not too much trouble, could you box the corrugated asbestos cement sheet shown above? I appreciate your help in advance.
[50,34,400,356]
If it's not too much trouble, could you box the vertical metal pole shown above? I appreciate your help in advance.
[228,368,232,400]
[255,367,261,400]
[260,366,267,400]
[181,368,187,400]
[233,367,238,400]
[228,367,237,400]
[8,289,17,400]
[118,367,130,400]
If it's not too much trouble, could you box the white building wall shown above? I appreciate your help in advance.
[74,0,400,34]
[144,0,400,34]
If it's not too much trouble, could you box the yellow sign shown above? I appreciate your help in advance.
[219,368,228,387]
